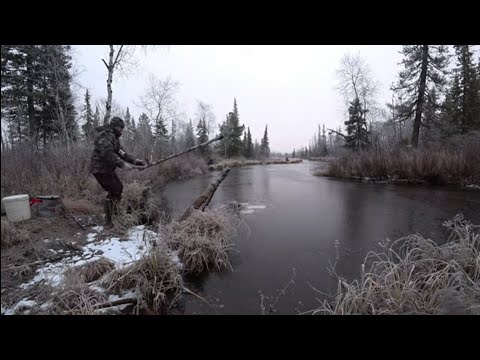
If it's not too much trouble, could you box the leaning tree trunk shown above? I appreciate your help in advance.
[412,45,429,148]
[140,135,223,170]
[179,167,231,222]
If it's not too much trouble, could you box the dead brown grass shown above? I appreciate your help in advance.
[76,257,115,283]
[327,140,480,185]
[47,271,108,315]
[110,181,161,234]
[100,242,183,312]
[1,142,101,202]
[162,209,240,275]
[62,197,99,215]
[1,218,30,247]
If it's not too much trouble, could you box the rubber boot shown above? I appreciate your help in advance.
[111,199,120,216]
[104,199,113,228]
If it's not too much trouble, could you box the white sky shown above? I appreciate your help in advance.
[73,45,407,153]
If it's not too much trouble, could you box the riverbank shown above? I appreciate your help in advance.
[313,146,480,190]
[1,207,240,315]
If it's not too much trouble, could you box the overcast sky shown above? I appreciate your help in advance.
[74,45,407,153]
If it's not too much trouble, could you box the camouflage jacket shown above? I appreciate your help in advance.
[90,125,136,174]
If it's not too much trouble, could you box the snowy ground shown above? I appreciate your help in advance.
[2,225,181,315]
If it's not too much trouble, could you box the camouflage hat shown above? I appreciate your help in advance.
[110,117,125,128]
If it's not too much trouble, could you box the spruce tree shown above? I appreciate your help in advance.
[260,125,270,158]
[391,45,449,147]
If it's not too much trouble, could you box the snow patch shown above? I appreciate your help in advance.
[170,250,183,269]
[3,298,37,315]
[86,233,96,242]
[18,226,159,290]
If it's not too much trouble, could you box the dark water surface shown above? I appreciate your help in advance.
[163,161,480,314]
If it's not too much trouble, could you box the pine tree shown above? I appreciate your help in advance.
[124,107,131,128]
[81,90,94,140]
[227,98,245,157]
[292,149,296,158]
[196,118,209,156]
[137,113,152,138]
[344,97,369,150]
[321,124,328,155]
[422,87,443,142]
[444,45,480,134]
[41,45,78,144]
[217,99,245,158]
[391,45,449,147]
[153,115,168,139]
[246,127,253,159]
[260,125,270,158]
[1,45,30,145]
[243,130,248,157]
[1,45,77,146]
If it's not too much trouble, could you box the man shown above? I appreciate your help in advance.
[90,116,146,227]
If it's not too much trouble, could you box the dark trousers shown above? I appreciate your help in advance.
[93,172,123,201]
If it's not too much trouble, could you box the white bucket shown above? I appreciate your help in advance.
[1,194,31,222]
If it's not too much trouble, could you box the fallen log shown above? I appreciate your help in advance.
[179,167,231,222]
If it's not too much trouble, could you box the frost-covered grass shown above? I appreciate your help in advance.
[306,214,480,315]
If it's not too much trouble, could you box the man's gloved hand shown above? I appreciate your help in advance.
[134,159,146,166]
[122,162,133,170]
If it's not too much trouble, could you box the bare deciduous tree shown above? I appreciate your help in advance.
[95,98,125,123]
[334,53,379,150]
[102,45,137,125]
[137,74,181,129]
[101,45,166,125]
[136,74,182,158]
[336,53,378,113]
[194,100,216,135]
